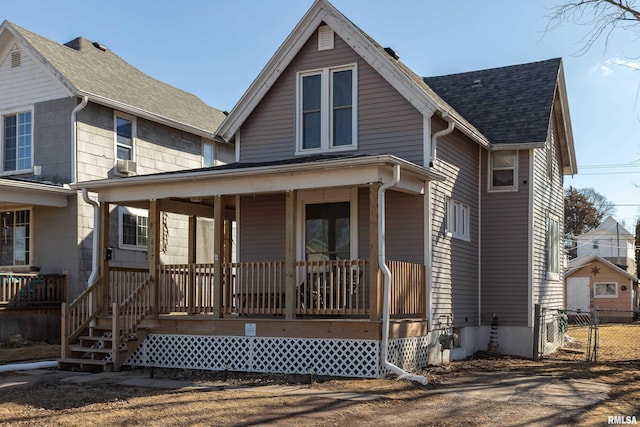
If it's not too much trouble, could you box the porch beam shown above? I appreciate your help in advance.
[285,190,297,320]
[213,195,223,319]
[159,199,215,218]
[369,182,381,321]
[99,202,110,315]
[148,199,160,318]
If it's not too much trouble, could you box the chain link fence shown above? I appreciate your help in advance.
[550,309,639,362]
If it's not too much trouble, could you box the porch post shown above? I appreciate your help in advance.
[369,182,381,321]
[213,195,223,319]
[188,216,197,315]
[148,199,160,318]
[285,190,297,320]
[99,202,110,315]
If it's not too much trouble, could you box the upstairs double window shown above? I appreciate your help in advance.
[2,110,32,173]
[297,64,357,153]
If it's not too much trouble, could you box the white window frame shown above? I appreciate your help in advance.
[1,106,34,175]
[118,207,148,251]
[488,149,518,192]
[446,198,470,241]
[0,208,32,267]
[114,111,136,162]
[546,215,560,281]
[594,282,618,298]
[296,63,358,155]
[202,140,215,167]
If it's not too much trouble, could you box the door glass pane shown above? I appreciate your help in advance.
[305,202,350,261]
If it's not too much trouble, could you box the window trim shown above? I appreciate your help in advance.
[488,149,518,192]
[118,206,148,251]
[446,197,470,242]
[593,282,618,299]
[1,106,34,175]
[296,188,358,261]
[0,208,32,267]
[546,215,560,281]
[113,111,136,163]
[202,140,215,167]
[295,63,358,155]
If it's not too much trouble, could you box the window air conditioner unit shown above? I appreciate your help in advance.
[116,159,137,175]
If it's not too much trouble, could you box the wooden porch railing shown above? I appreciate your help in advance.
[295,259,368,316]
[61,277,101,359]
[108,268,150,306]
[224,261,286,315]
[387,260,426,318]
[158,263,215,314]
[111,278,152,369]
[1,273,66,307]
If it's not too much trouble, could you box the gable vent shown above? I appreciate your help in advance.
[10,50,21,68]
[318,25,334,51]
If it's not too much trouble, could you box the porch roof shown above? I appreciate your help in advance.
[0,177,74,207]
[73,154,445,203]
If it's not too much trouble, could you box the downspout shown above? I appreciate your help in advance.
[379,164,427,384]
[82,188,100,288]
[429,112,455,167]
[427,112,455,328]
[71,96,89,184]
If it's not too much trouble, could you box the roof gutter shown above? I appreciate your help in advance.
[71,96,88,184]
[379,164,428,385]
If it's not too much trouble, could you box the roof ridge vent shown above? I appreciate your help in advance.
[384,47,399,60]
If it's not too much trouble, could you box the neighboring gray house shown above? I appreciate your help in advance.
[66,0,576,375]
[0,21,231,299]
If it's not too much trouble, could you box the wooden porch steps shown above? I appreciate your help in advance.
[59,325,149,373]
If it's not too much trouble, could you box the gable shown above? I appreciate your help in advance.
[238,26,424,164]
[0,38,71,109]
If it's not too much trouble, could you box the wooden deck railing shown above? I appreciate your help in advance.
[295,259,368,316]
[0,273,66,307]
[108,268,149,306]
[111,278,152,367]
[224,261,286,315]
[61,277,101,359]
[387,260,426,318]
[158,263,216,314]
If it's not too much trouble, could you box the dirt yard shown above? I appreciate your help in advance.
[0,343,638,426]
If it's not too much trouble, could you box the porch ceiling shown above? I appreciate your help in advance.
[74,155,445,203]
[0,179,73,207]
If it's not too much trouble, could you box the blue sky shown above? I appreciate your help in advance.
[3,0,640,228]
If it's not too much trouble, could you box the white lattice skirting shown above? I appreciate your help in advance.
[124,334,433,378]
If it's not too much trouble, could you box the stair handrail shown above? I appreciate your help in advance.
[61,276,104,359]
[111,278,152,370]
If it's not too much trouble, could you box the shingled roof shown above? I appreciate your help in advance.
[424,58,561,145]
[3,21,225,136]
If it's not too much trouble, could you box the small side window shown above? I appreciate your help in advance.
[119,207,148,251]
[489,150,517,191]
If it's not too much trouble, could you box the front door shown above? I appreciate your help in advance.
[567,277,590,312]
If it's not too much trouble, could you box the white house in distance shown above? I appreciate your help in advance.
[575,216,636,275]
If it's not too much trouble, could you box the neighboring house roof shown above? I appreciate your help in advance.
[577,216,634,241]
[424,59,560,145]
[0,20,226,137]
[0,177,73,207]
[566,254,637,281]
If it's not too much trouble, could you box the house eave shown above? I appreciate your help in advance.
[0,179,73,207]
[74,155,445,203]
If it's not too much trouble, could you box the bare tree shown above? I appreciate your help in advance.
[547,0,640,55]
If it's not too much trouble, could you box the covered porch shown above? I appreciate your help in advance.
[64,155,443,376]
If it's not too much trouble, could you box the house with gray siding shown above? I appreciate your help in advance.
[66,0,577,376]
[0,20,230,306]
